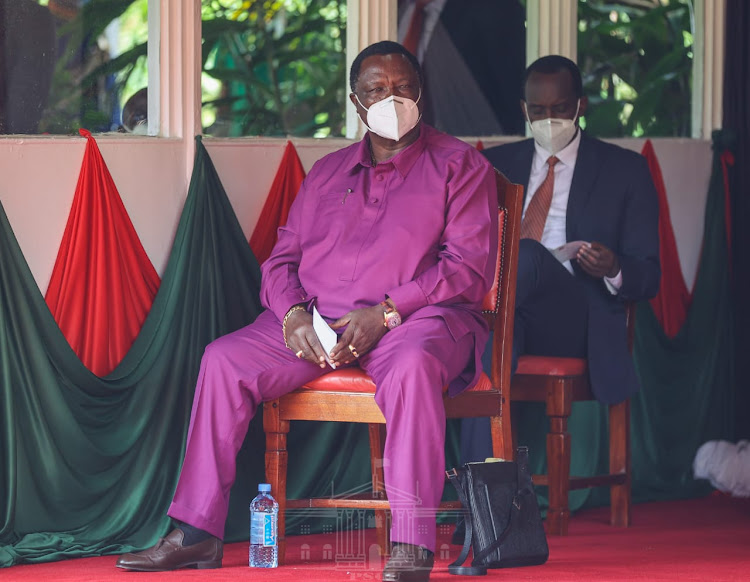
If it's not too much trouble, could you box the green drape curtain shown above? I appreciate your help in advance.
[0,138,370,567]
[0,133,735,567]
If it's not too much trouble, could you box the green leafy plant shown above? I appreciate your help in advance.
[201,0,347,137]
[37,0,147,134]
[578,0,694,137]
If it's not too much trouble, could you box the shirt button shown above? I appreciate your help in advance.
[376,174,384,181]
[372,198,379,204]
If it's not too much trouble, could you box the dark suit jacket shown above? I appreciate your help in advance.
[483,132,660,404]
[398,0,525,135]
[439,0,526,135]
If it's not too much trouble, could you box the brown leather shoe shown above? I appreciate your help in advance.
[382,542,434,582]
[116,528,222,571]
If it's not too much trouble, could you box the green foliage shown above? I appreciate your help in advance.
[578,0,694,137]
[37,0,349,137]
[37,0,148,134]
[201,0,347,137]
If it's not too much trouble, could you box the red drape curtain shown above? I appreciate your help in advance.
[641,139,691,338]
[44,129,160,376]
[249,141,306,264]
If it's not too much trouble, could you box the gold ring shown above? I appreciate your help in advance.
[296,350,304,359]
[348,344,359,358]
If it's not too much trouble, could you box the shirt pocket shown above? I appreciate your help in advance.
[303,191,356,248]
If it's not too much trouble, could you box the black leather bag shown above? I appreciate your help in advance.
[446,446,548,576]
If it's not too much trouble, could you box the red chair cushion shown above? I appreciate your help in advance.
[515,355,587,376]
[302,367,376,393]
[300,368,494,393]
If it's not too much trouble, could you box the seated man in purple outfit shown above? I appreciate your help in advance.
[115,41,498,582]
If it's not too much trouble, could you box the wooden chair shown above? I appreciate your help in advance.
[263,170,523,565]
[510,302,636,535]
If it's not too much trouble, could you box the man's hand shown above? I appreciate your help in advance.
[328,306,388,367]
[576,241,620,279]
[284,310,328,368]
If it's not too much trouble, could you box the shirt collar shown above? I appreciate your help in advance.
[532,127,581,169]
[349,124,428,178]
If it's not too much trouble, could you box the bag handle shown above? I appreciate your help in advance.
[446,468,487,576]
[471,493,522,564]
[446,449,533,576]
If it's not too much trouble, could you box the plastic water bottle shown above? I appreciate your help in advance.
[249,483,279,568]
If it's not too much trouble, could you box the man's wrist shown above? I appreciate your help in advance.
[606,256,620,278]
[282,304,307,348]
[604,269,623,295]
[380,298,402,330]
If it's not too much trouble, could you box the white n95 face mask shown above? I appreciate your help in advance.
[355,90,422,142]
[526,100,580,155]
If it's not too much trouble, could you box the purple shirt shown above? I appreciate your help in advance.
[261,125,498,388]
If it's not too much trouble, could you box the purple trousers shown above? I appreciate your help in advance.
[167,309,473,552]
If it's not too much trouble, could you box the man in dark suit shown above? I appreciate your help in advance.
[397,0,526,136]
[461,55,660,464]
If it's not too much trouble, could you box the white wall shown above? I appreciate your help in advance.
[0,135,712,295]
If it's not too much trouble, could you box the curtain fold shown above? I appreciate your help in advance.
[641,139,691,338]
[629,131,735,501]
[0,137,262,566]
[44,129,160,376]
[249,141,306,265]
[0,137,374,567]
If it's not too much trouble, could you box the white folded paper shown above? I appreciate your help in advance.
[312,306,338,367]
[551,240,590,263]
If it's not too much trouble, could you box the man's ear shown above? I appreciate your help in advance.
[520,99,528,120]
[578,95,589,119]
[349,93,358,108]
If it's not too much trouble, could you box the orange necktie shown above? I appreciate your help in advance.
[521,156,559,241]
[401,0,432,56]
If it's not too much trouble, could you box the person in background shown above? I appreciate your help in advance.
[115,41,498,582]
[397,0,526,136]
[460,55,659,470]
[120,87,147,133]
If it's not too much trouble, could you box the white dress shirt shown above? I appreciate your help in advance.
[526,130,623,292]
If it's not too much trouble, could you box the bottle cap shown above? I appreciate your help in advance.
[258,483,271,493]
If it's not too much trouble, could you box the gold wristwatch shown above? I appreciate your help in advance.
[380,299,401,330]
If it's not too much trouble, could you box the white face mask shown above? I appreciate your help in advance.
[526,100,580,155]
[355,90,422,142]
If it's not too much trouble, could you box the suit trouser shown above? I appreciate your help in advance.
[460,239,589,463]
[167,309,473,552]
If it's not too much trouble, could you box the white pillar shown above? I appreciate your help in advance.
[159,0,201,141]
[346,0,397,138]
[526,0,578,64]
[693,0,725,139]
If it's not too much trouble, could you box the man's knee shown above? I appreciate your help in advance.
[517,238,549,277]
[388,344,445,384]
[202,334,234,366]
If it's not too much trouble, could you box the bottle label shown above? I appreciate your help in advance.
[251,512,276,547]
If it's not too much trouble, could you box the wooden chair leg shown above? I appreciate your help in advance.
[546,413,571,535]
[544,380,573,536]
[609,399,631,527]
[264,401,290,565]
[368,423,390,556]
